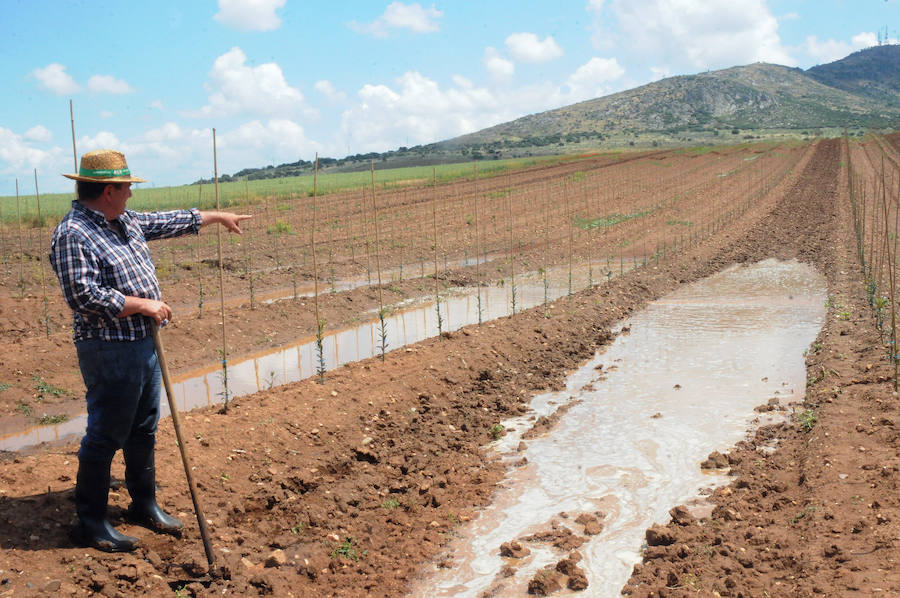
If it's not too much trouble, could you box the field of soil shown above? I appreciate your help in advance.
[1,136,899,597]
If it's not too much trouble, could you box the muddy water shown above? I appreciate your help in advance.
[410,259,826,597]
[0,258,640,451]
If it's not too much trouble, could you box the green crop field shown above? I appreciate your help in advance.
[0,153,605,226]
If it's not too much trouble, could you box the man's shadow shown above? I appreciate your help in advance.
[0,478,131,551]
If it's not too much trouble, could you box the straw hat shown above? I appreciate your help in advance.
[63,149,147,183]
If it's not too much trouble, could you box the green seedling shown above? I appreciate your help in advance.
[266,220,293,235]
[38,414,68,425]
[264,370,277,389]
[381,498,401,509]
[790,505,817,524]
[489,423,505,440]
[330,537,365,562]
[796,409,817,432]
[33,376,67,398]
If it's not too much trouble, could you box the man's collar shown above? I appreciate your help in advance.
[72,200,107,225]
[72,200,130,235]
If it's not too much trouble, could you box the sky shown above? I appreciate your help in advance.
[1,0,898,194]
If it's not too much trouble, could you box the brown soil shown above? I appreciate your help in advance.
[1,137,898,597]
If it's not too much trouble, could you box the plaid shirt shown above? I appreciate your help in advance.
[50,200,201,342]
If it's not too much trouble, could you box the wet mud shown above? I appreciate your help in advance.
[1,138,898,597]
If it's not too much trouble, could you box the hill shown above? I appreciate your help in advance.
[441,46,900,150]
[807,44,900,106]
[206,45,900,183]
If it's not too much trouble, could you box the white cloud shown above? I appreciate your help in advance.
[314,80,348,102]
[452,75,474,89]
[214,0,285,32]
[339,69,615,153]
[217,119,320,169]
[100,110,114,118]
[650,65,672,80]
[149,100,165,110]
[87,74,134,94]
[188,47,310,118]
[803,32,881,65]
[145,122,185,143]
[505,33,564,64]
[565,57,625,101]
[590,0,795,71]
[0,127,61,174]
[78,132,123,153]
[851,32,880,47]
[31,63,81,95]
[483,47,515,79]
[24,125,52,143]
[350,2,443,38]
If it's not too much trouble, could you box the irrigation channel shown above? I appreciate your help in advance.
[411,259,826,597]
[0,257,643,451]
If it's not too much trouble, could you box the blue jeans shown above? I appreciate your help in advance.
[75,336,162,468]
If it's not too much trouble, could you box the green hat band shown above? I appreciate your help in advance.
[79,166,132,178]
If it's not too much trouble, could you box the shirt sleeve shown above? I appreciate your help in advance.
[133,208,201,241]
[51,229,126,320]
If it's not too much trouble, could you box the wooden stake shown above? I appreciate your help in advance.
[196,184,204,318]
[15,179,24,298]
[432,168,443,335]
[878,155,898,390]
[506,171,516,314]
[212,129,230,411]
[69,99,77,173]
[312,155,326,381]
[151,324,216,567]
[564,179,573,296]
[473,164,482,324]
[370,162,388,360]
[34,169,50,336]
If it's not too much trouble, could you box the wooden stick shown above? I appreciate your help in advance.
[879,154,898,390]
[473,164,482,324]
[370,162,388,360]
[312,154,327,380]
[69,99,77,173]
[565,179,573,295]
[15,179,24,298]
[244,178,255,309]
[151,324,215,567]
[506,171,516,314]
[212,129,230,410]
[195,184,204,318]
[431,168,442,335]
[34,169,50,336]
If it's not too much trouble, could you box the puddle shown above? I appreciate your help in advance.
[240,251,512,307]
[0,258,641,451]
[409,259,826,597]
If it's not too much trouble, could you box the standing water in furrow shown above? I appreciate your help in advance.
[412,259,827,597]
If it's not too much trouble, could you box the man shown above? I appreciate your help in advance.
[50,149,250,552]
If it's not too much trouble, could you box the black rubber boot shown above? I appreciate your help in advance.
[124,445,183,536]
[74,459,139,552]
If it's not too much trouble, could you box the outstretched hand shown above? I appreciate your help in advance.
[219,213,252,234]
[200,211,252,234]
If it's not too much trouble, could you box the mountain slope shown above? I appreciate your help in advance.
[441,46,900,149]
[807,44,900,106]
